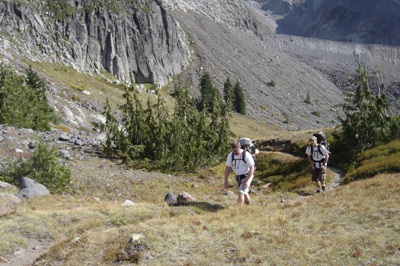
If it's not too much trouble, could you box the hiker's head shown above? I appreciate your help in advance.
[230,140,241,155]
[309,136,317,145]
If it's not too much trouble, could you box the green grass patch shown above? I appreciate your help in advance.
[255,152,311,191]
[342,138,400,183]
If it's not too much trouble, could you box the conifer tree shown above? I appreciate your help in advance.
[233,80,246,115]
[199,72,219,112]
[223,77,234,111]
[335,61,400,152]
[0,63,57,131]
[96,79,232,172]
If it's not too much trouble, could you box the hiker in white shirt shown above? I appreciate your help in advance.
[224,140,255,205]
[306,135,330,193]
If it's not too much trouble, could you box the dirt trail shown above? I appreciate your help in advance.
[328,166,346,189]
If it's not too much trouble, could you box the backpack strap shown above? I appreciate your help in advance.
[317,144,323,156]
[231,150,247,167]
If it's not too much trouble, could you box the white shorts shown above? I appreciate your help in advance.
[238,184,250,194]
[236,174,252,194]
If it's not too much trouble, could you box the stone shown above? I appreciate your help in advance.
[16,177,50,199]
[164,192,177,206]
[177,192,196,204]
[0,193,21,216]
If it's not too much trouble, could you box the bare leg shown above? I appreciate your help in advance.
[244,194,251,205]
[237,193,245,205]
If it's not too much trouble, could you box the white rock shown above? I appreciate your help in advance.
[122,200,135,207]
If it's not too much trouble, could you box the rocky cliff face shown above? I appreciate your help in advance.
[0,0,190,86]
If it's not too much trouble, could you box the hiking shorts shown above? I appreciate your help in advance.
[311,167,326,182]
[236,174,250,194]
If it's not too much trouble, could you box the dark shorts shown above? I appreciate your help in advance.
[235,174,247,187]
[311,168,326,182]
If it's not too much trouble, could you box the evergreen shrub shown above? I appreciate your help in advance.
[0,142,71,193]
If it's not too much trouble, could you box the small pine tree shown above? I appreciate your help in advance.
[334,61,400,153]
[233,80,246,115]
[0,63,58,131]
[223,78,234,111]
[199,72,219,113]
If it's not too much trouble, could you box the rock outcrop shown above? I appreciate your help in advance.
[0,0,190,86]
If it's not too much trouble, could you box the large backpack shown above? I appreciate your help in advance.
[310,132,331,159]
[233,138,257,167]
[313,132,329,151]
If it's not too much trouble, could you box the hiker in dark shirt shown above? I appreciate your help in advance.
[224,140,255,205]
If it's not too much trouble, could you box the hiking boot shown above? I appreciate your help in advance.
[322,185,326,191]
[315,189,320,193]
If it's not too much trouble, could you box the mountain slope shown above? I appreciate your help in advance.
[166,0,400,130]
[272,0,400,46]
[1,0,400,131]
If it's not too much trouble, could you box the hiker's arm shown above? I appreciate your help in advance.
[224,166,231,188]
[322,154,329,167]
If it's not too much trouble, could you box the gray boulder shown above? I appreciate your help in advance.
[16,177,49,199]
[164,192,177,206]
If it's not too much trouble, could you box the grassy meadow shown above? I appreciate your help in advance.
[1,138,400,265]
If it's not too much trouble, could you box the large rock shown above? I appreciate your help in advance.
[16,177,50,199]
[164,192,177,206]
[177,192,196,204]
[0,193,21,216]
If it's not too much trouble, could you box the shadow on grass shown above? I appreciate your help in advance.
[175,201,226,212]
[297,190,316,196]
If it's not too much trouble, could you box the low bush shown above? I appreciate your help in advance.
[0,142,71,193]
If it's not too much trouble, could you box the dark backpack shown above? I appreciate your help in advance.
[309,132,331,160]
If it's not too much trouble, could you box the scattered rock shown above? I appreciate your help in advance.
[16,177,50,199]
[0,181,12,189]
[59,133,70,141]
[28,142,35,149]
[60,150,71,160]
[177,192,196,204]
[116,233,150,263]
[0,193,21,216]
[164,192,177,206]
[122,200,135,207]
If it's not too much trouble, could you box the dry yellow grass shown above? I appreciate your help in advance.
[2,159,399,265]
